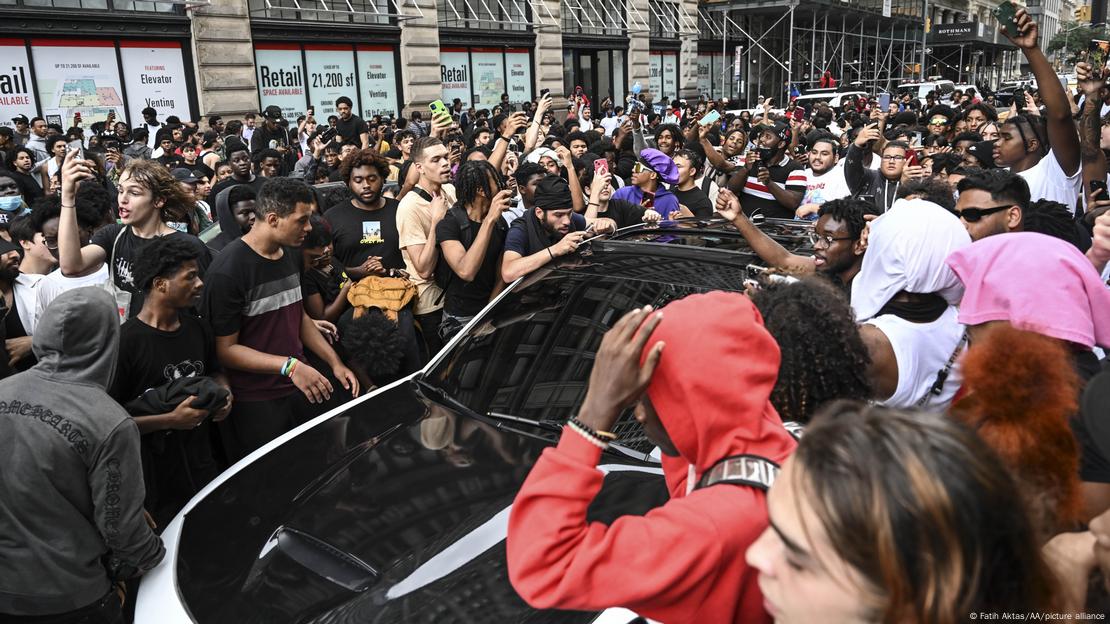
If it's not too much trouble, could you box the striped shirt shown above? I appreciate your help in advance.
[202,239,304,401]
[741,155,807,220]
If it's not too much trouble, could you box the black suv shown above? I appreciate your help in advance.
[134,218,814,624]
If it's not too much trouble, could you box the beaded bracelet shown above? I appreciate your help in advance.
[569,417,617,443]
[568,420,608,450]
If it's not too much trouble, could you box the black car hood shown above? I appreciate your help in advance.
[174,380,668,623]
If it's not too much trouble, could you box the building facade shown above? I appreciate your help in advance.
[0,0,700,129]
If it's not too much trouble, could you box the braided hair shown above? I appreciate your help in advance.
[750,277,872,423]
[453,160,506,212]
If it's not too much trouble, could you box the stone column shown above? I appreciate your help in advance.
[189,0,260,119]
[534,0,565,98]
[398,0,443,115]
[679,0,699,99]
[627,0,651,100]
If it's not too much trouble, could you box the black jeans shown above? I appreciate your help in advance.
[414,309,444,363]
[0,589,122,624]
[218,392,312,463]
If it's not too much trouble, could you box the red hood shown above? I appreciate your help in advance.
[642,292,796,479]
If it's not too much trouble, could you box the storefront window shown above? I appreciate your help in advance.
[255,42,401,121]
[248,0,391,25]
[438,0,532,31]
[0,38,194,129]
[5,0,178,10]
[441,47,533,108]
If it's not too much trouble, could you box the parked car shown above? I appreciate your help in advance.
[792,90,868,110]
[134,218,815,624]
[896,80,957,106]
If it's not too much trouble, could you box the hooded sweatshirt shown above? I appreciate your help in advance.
[507,291,797,624]
[0,287,164,616]
[844,143,900,213]
[208,184,249,253]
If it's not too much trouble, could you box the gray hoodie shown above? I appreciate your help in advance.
[0,287,164,616]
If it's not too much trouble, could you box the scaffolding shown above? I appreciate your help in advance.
[698,2,928,107]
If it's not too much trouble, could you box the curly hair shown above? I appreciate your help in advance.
[1023,199,1081,249]
[749,277,871,423]
[132,235,202,291]
[816,197,876,240]
[339,147,389,181]
[950,324,1081,539]
[340,309,407,385]
[119,159,195,225]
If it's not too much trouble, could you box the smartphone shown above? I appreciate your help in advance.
[699,110,721,126]
[878,93,891,110]
[429,99,450,122]
[594,158,609,177]
[74,111,82,124]
[540,88,550,98]
[993,0,1018,31]
[1089,40,1110,69]
[1092,180,1110,202]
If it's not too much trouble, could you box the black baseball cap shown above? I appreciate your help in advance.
[10,115,28,125]
[263,105,284,121]
[170,168,200,184]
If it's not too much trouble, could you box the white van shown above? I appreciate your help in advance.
[792,90,868,110]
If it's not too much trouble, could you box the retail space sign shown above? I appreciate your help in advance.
[505,49,531,104]
[471,49,505,110]
[306,45,358,119]
[0,39,37,130]
[696,54,711,96]
[649,53,663,102]
[440,49,471,106]
[31,39,125,128]
[662,53,677,101]
[119,41,191,125]
[356,46,397,118]
[256,44,307,122]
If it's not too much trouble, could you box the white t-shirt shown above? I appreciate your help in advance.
[866,305,965,411]
[599,116,623,137]
[13,273,44,336]
[802,162,851,206]
[34,265,109,332]
[144,122,162,149]
[1017,149,1082,213]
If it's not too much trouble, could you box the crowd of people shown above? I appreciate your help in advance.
[1,4,1110,622]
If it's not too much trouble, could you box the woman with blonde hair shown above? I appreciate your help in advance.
[747,402,1059,624]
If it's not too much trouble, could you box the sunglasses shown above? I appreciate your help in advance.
[632,162,652,174]
[955,204,1011,222]
[929,118,948,126]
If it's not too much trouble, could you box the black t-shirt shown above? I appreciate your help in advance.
[435,208,507,317]
[335,115,369,147]
[110,313,219,405]
[250,124,290,157]
[323,198,405,272]
[598,198,647,229]
[91,224,212,319]
[671,186,714,218]
[301,259,344,306]
[384,148,402,160]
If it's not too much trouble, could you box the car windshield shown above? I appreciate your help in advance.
[421,238,771,456]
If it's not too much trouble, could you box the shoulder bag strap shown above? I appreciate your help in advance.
[695,454,781,492]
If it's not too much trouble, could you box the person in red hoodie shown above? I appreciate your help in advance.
[506,292,798,623]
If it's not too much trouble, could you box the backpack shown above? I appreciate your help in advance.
[433,205,477,297]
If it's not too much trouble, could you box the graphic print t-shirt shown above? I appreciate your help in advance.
[91,224,212,318]
[323,198,404,272]
[110,314,219,406]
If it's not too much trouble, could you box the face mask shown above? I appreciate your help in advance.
[0,196,26,214]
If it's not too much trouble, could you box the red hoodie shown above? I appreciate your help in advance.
[506,292,797,623]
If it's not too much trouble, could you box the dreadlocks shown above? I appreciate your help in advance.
[750,277,872,424]
[453,160,506,213]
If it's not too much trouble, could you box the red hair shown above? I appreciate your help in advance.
[952,324,1081,538]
